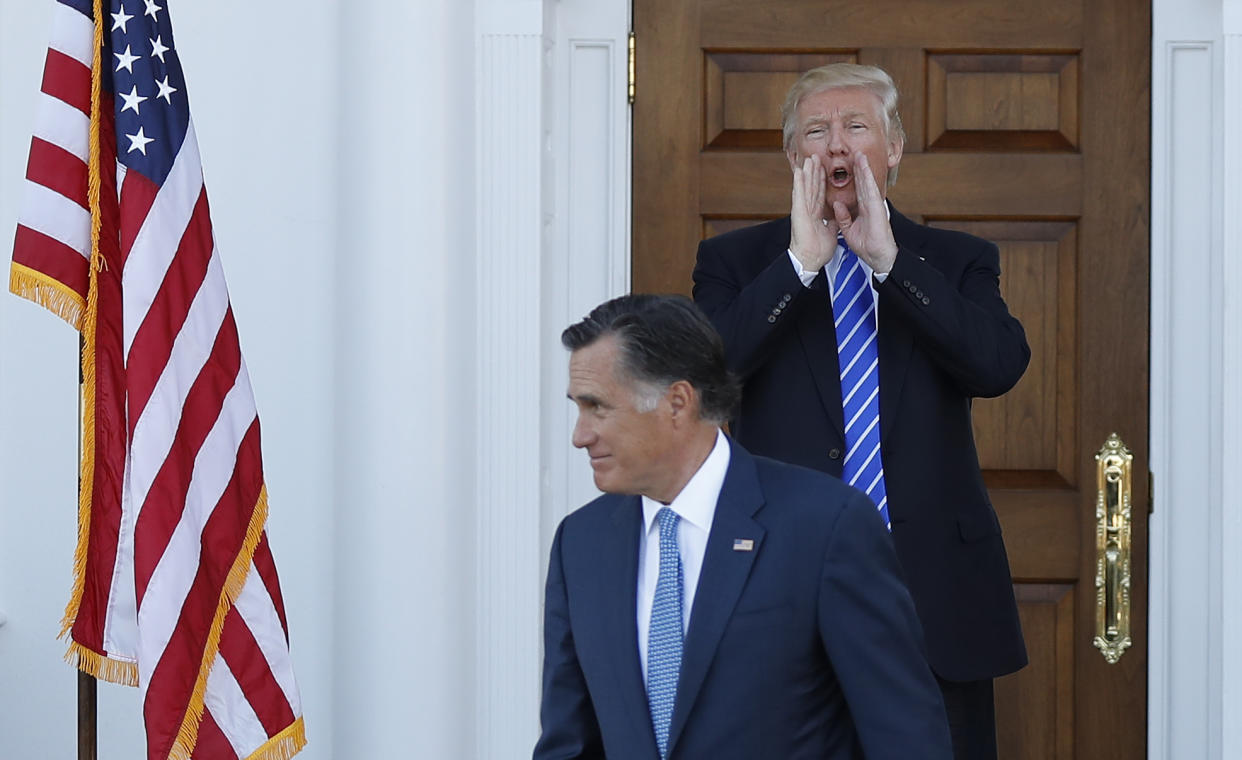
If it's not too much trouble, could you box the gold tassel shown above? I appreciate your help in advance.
[243,717,308,760]
[59,0,107,644]
[8,264,85,329]
[64,640,138,687]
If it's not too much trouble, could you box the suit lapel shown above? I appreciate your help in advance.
[761,219,845,439]
[666,440,766,756]
[878,206,920,442]
[796,272,847,439]
[601,496,659,752]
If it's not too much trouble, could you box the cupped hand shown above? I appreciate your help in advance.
[789,155,838,273]
[833,151,898,274]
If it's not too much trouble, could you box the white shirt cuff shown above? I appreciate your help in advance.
[787,249,819,287]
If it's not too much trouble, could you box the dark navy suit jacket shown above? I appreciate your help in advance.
[534,438,952,759]
[692,206,1029,682]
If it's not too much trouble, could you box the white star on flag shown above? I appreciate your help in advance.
[115,45,139,74]
[111,7,134,33]
[149,35,169,63]
[125,126,154,154]
[119,85,147,115]
[156,74,178,103]
[144,0,162,20]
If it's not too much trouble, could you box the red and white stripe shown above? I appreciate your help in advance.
[10,3,304,758]
[12,1,94,316]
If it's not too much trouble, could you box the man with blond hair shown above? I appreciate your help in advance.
[693,63,1030,760]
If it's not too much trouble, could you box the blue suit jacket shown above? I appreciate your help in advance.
[691,207,1029,681]
[534,438,952,759]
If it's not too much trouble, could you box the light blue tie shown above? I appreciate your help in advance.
[647,507,683,759]
[831,241,891,529]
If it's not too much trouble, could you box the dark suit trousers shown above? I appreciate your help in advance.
[937,676,997,760]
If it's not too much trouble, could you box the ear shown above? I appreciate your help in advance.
[786,146,800,172]
[886,135,904,169]
[664,380,699,425]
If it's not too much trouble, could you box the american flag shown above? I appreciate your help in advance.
[9,1,306,758]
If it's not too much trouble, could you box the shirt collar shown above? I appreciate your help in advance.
[641,428,731,535]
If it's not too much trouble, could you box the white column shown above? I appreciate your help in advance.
[1219,4,1242,757]
[473,1,547,756]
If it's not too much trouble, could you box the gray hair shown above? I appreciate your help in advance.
[561,294,740,424]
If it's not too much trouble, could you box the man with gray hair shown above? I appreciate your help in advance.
[693,63,1030,759]
[534,293,952,759]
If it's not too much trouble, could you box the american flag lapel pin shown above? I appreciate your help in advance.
[732,538,754,552]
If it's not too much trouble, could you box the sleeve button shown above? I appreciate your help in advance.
[767,315,777,323]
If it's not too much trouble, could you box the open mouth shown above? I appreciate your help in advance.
[830,167,851,187]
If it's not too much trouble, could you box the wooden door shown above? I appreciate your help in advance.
[632,1,1150,758]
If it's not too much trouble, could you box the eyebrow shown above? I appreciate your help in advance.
[805,109,873,124]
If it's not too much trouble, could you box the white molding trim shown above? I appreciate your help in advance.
[1148,31,1226,760]
[474,3,547,755]
[541,0,632,546]
[1219,14,1242,760]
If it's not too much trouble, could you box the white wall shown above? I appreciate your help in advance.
[0,5,94,758]
[331,0,478,756]
[3,0,123,755]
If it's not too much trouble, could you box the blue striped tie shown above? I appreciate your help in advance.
[831,241,891,529]
[647,507,683,759]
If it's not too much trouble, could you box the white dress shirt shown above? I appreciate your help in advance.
[636,428,731,682]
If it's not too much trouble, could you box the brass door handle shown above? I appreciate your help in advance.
[1094,433,1133,664]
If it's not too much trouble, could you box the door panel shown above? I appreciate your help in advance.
[633,1,1150,757]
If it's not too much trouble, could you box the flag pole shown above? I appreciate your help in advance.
[78,336,97,760]
[79,1,100,752]
[78,669,97,760]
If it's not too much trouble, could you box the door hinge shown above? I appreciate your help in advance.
[627,31,636,105]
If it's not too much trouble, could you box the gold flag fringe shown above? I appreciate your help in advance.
[244,717,307,760]
[8,264,85,330]
[168,486,273,760]
[58,0,106,645]
[57,251,101,640]
[64,640,138,687]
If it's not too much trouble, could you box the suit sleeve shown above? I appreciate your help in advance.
[533,521,605,760]
[879,240,1030,398]
[692,235,814,381]
[817,493,955,760]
